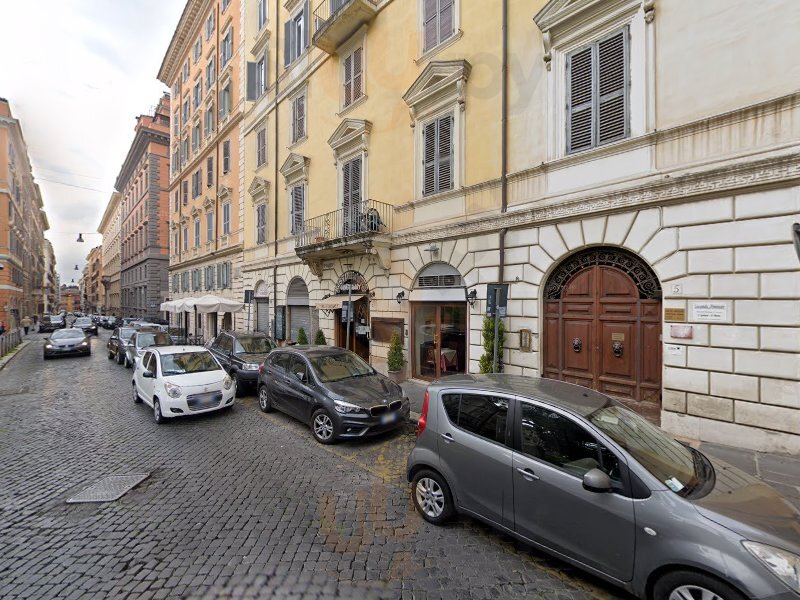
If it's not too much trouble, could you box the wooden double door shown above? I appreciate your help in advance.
[544,263,661,403]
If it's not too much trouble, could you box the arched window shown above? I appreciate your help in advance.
[415,263,462,288]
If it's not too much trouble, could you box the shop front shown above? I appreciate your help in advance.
[317,270,371,361]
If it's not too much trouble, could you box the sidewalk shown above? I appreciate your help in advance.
[400,379,800,510]
[0,339,30,373]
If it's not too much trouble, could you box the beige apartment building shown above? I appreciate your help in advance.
[84,245,103,313]
[98,192,121,314]
[42,239,57,314]
[167,0,800,452]
[158,0,246,338]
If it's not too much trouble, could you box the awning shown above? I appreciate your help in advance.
[409,288,466,303]
[160,300,178,313]
[171,295,244,313]
[314,295,365,311]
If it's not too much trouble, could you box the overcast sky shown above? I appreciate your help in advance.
[0,0,184,286]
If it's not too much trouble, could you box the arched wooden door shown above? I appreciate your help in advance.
[543,248,662,403]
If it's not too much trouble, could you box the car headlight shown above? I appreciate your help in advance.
[164,382,182,398]
[743,542,800,593]
[243,363,260,371]
[334,399,366,415]
[223,376,233,390]
[44,344,53,349]
[80,341,88,346]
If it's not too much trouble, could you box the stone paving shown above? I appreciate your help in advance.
[0,331,624,599]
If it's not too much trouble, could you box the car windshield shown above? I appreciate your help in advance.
[75,318,92,325]
[119,328,136,341]
[589,404,703,496]
[52,329,84,340]
[310,352,374,383]
[160,351,221,376]
[137,333,172,347]
[235,336,276,354]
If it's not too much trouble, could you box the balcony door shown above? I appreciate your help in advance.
[341,156,362,237]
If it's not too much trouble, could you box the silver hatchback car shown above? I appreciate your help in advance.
[407,375,800,600]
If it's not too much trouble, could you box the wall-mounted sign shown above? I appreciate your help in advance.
[274,306,286,341]
[244,289,254,303]
[665,344,685,357]
[691,302,728,323]
[664,308,686,322]
[519,328,532,353]
[670,324,693,339]
[611,333,625,342]
[486,283,509,317]
[355,325,370,336]
[341,301,353,323]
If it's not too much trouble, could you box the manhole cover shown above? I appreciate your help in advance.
[66,473,149,503]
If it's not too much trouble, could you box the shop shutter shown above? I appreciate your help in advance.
[256,299,270,334]
[289,305,310,342]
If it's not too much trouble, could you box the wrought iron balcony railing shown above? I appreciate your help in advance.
[295,199,393,249]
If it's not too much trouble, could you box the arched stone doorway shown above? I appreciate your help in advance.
[543,247,662,405]
[287,277,310,343]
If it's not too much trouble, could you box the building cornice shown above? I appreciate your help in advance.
[168,244,243,271]
[158,0,212,84]
[115,126,170,190]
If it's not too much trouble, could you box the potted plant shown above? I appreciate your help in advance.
[296,327,309,345]
[314,329,327,345]
[386,332,406,383]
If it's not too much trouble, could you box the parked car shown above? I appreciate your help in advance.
[124,330,173,368]
[407,374,800,600]
[107,326,136,364]
[208,331,276,396]
[73,316,98,336]
[257,347,409,444]
[131,345,235,423]
[39,315,64,333]
[43,327,91,359]
[103,316,117,330]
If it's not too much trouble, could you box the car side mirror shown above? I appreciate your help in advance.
[583,468,612,493]
[142,370,155,379]
[294,371,306,383]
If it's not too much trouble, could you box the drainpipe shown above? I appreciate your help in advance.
[273,0,281,340]
[499,0,509,282]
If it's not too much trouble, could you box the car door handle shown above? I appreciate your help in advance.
[440,433,454,443]
[516,467,540,482]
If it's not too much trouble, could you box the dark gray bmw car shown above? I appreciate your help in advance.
[43,327,91,359]
[408,374,800,600]
[257,346,410,443]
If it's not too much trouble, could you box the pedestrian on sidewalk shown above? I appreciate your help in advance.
[0,321,5,336]
[21,316,31,335]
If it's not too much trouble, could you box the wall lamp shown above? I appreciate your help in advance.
[395,291,406,304]
[467,289,478,307]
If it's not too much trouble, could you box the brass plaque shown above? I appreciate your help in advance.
[611,333,625,342]
[664,308,687,322]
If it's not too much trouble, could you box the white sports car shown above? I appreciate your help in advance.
[132,345,235,423]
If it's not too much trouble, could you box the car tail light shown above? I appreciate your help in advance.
[258,365,264,376]
[416,390,429,438]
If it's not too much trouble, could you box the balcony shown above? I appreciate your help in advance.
[295,199,393,275]
[312,0,377,54]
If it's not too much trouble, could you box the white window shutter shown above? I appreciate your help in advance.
[422,120,437,196]
[439,0,454,44]
[343,54,352,107]
[437,114,453,192]
[352,47,363,100]
[423,0,438,52]
[597,30,628,145]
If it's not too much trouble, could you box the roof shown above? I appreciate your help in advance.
[273,346,351,358]
[149,345,210,355]
[219,330,273,339]
[427,374,613,418]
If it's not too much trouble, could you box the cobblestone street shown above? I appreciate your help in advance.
[0,331,625,599]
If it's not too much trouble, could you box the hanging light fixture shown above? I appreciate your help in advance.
[76,233,85,243]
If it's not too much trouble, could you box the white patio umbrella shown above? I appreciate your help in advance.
[193,295,245,314]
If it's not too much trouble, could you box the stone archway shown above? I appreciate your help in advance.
[543,247,662,405]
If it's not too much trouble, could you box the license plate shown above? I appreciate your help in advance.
[380,412,398,425]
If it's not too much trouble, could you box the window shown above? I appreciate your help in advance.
[341,156,362,235]
[191,123,201,152]
[217,261,231,288]
[291,94,306,143]
[204,102,215,138]
[219,83,231,119]
[256,54,267,97]
[181,271,190,292]
[222,202,231,234]
[289,184,304,234]
[422,112,453,196]
[181,137,189,165]
[182,61,189,82]
[206,57,216,92]
[173,231,179,254]
[193,81,202,110]
[192,268,202,291]
[173,190,179,212]
[173,110,179,135]
[256,128,266,166]
[342,46,363,108]
[172,274,180,292]
[182,98,190,123]
[205,265,215,290]
[206,156,214,187]
[205,11,214,40]
[193,37,202,63]
[221,28,233,68]
[206,211,214,242]
[423,0,455,53]
[182,226,188,251]
[172,149,179,176]
[256,203,267,244]
[283,4,308,66]
[441,393,508,445]
[566,29,629,154]
[257,0,268,30]
[182,181,189,205]
[222,140,231,173]
[193,219,201,249]
[192,170,201,198]
[222,0,230,12]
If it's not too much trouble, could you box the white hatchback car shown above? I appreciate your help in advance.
[132,345,235,423]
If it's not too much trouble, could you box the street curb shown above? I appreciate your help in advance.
[0,340,30,372]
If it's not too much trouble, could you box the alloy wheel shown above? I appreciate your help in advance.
[258,387,270,411]
[669,586,725,600]
[313,413,334,441]
[415,477,445,518]
[153,399,162,423]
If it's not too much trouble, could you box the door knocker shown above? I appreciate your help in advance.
[612,341,624,358]
[572,338,582,353]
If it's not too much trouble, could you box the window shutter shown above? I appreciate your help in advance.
[566,46,593,154]
[246,62,257,101]
[352,47,363,100]
[423,0,438,52]
[207,156,213,187]
[303,0,310,48]
[296,96,305,139]
[351,156,361,232]
[422,120,437,196]
[437,114,453,192]
[284,20,292,66]
[343,54,352,107]
[597,30,627,145]
[291,185,304,234]
[439,0,454,44]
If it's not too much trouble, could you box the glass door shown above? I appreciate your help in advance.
[412,303,467,380]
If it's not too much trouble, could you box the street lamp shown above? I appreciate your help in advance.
[76,233,85,243]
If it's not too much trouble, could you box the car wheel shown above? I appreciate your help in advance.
[43,354,50,361]
[153,398,164,424]
[311,408,337,444]
[124,355,132,369]
[258,385,273,413]
[234,373,245,398]
[116,350,124,365]
[411,469,455,525]
[654,570,747,600]
[132,382,142,404]
[107,349,114,359]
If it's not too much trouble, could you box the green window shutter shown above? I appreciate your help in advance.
[566,45,594,154]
